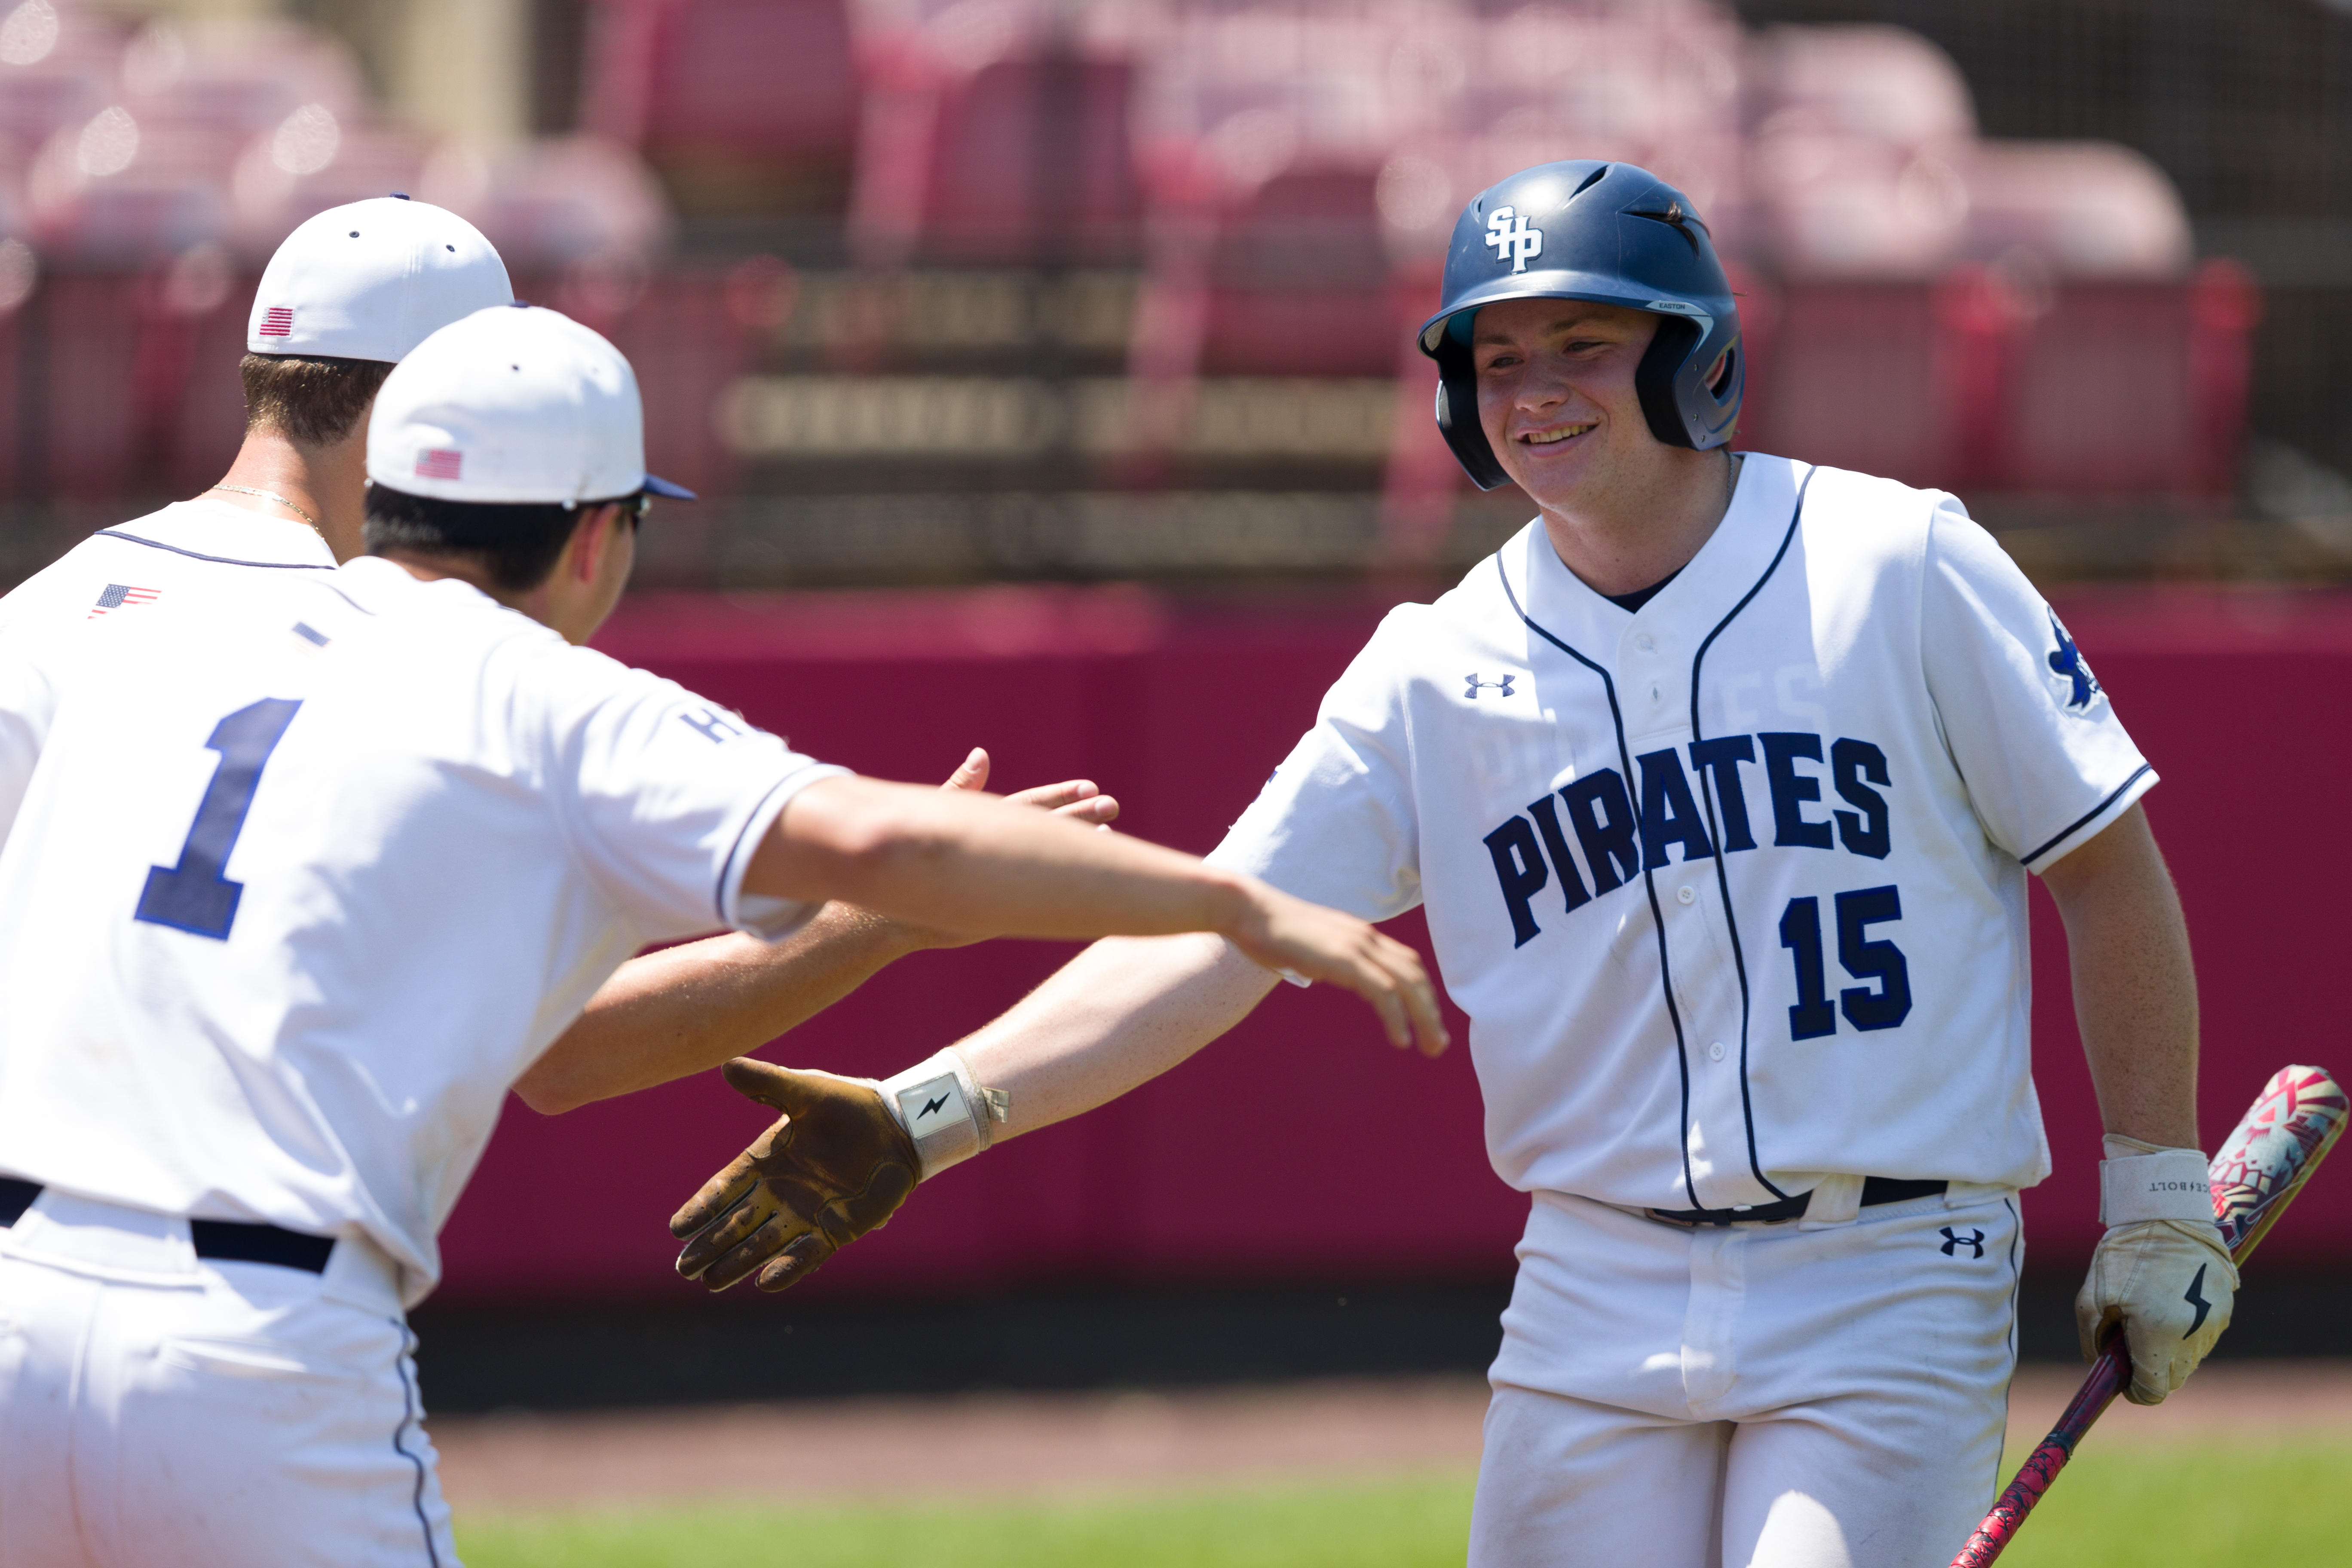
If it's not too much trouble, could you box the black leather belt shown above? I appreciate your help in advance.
[0,1176,335,1274]
[1647,1176,1948,1228]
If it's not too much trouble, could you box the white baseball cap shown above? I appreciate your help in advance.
[368,303,695,504]
[248,196,513,362]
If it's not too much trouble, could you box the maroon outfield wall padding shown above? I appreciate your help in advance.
[432,583,2352,1306]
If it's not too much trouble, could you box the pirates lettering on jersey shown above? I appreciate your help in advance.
[1482,729,1893,949]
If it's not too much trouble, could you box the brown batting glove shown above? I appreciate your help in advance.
[670,1059,919,1293]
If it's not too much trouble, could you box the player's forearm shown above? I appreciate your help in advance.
[2040,804,2200,1148]
[513,905,929,1114]
[951,932,1282,1137]
[753,777,1259,943]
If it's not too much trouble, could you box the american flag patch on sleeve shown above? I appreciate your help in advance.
[88,584,160,619]
[257,306,294,337]
[415,448,463,481]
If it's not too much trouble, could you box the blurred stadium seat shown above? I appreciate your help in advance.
[1955,140,2194,279]
[1192,165,1394,378]
[848,1,1144,265]
[913,55,1141,263]
[2001,260,2260,499]
[585,0,862,218]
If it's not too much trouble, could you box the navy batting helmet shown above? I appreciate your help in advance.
[1416,160,1743,489]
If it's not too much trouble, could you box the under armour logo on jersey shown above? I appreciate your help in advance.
[677,708,744,744]
[1484,207,1544,273]
[1464,673,1516,700]
[2183,1263,2213,1333]
[2046,609,2099,709]
[918,1093,950,1120]
[88,583,160,620]
[1939,1226,1985,1258]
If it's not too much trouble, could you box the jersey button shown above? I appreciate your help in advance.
[1708,1041,1727,1062]
[1676,885,1696,905]
[1635,633,1655,652]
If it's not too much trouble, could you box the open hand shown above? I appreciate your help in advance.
[670,1059,918,1292]
[1226,882,1451,1057]
[943,745,1118,825]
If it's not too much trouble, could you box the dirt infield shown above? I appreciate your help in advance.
[431,1363,2352,1512]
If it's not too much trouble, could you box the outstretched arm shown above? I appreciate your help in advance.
[515,750,1113,1115]
[950,931,1282,1136]
[671,930,1307,1291]
[514,913,925,1115]
[744,775,1437,1046]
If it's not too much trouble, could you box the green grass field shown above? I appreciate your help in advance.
[456,1440,2352,1568]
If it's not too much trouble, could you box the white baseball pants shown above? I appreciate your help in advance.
[0,1190,457,1568]
[1471,1187,2023,1568]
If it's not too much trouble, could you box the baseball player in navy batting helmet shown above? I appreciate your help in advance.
[1420,159,1743,484]
[666,157,2226,1567]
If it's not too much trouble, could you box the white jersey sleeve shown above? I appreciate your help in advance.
[542,649,848,941]
[1919,496,2153,869]
[1205,609,1424,922]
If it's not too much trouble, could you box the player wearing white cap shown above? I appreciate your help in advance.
[0,193,1121,1124]
[0,303,1442,1565]
[668,162,2233,1565]
[1,194,512,600]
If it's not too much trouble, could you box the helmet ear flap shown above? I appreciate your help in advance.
[1635,315,1743,450]
[1635,315,1703,448]
[1434,340,1511,490]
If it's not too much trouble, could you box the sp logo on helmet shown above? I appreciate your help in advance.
[1485,206,1544,274]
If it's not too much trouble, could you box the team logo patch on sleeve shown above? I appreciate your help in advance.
[2045,609,2100,709]
[88,583,159,619]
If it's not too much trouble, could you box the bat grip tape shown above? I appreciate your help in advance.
[879,1047,1010,1181]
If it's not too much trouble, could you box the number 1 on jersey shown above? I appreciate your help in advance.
[135,698,303,940]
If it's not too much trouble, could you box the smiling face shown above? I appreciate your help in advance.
[1465,294,1742,594]
[1470,296,1672,517]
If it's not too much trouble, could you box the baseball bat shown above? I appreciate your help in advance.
[1948,1064,2348,1567]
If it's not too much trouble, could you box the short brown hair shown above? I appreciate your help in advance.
[239,353,394,446]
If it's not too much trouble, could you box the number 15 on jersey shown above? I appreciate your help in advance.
[1778,886,1911,1040]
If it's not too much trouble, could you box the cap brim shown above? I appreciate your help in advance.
[643,474,696,500]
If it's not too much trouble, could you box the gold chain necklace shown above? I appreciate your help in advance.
[209,484,319,530]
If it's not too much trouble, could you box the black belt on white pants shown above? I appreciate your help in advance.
[1646,1176,1949,1228]
[0,1176,336,1273]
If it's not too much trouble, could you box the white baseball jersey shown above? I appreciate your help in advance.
[0,497,339,642]
[0,553,845,1303]
[1209,454,2152,1212]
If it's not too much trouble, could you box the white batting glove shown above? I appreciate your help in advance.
[2074,1134,2238,1406]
